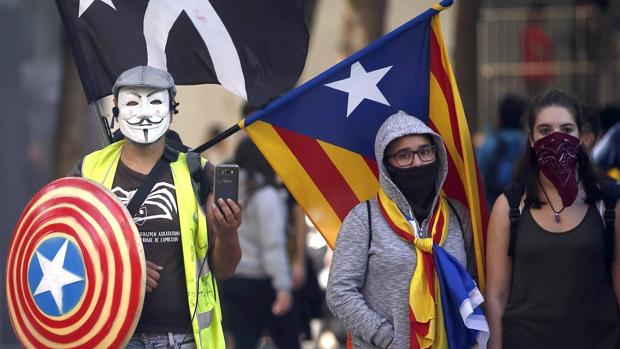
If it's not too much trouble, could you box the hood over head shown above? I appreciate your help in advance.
[374,110,449,218]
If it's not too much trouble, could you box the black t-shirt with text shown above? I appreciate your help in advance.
[112,160,189,333]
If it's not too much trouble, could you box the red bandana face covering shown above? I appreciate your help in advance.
[533,132,580,207]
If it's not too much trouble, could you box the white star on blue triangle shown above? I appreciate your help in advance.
[325,61,392,117]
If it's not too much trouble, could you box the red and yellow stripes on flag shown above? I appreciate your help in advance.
[428,13,488,289]
[243,119,379,248]
[5,177,145,349]
[243,1,488,290]
[377,188,450,349]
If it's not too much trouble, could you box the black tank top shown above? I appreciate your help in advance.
[503,205,620,349]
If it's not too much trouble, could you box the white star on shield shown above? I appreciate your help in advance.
[33,240,84,314]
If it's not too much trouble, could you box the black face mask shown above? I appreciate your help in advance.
[388,161,440,221]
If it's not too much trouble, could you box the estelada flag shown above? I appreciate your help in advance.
[54,0,309,106]
[241,0,489,287]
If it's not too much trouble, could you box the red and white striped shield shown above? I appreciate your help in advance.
[5,177,145,349]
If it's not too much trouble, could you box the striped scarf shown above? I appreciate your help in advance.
[377,188,449,349]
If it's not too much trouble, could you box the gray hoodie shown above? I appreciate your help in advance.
[326,111,475,349]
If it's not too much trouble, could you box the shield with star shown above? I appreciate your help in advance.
[5,177,145,349]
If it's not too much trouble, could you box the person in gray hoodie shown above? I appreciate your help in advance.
[326,110,475,349]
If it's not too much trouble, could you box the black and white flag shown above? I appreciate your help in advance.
[55,0,309,106]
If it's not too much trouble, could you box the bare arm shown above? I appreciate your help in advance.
[485,194,513,349]
[612,201,620,308]
[206,193,242,279]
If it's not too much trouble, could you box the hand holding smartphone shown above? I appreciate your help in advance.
[210,164,242,251]
[213,164,239,203]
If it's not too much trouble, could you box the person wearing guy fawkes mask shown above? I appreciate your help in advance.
[70,66,241,349]
[326,111,478,349]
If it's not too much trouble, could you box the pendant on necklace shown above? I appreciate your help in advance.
[554,212,560,223]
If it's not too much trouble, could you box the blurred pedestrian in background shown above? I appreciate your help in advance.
[520,1,555,97]
[284,194,326,344]
[580,104,603,155]
[219,138,299,349]
[477,94,528,207]
[593,104,620,180]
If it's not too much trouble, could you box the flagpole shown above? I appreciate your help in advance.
[190,122,242,153]
[94,100,114,146]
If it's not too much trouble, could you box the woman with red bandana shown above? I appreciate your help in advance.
[486,90,620,349]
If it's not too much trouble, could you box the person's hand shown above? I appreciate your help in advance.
[291,259,307,289]
[207,198,242,242]
[145,260,163,293]
[271,290,292,316]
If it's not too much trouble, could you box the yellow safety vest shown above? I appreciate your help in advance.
[81,140,225,349]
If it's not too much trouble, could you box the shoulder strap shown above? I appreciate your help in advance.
[126,147,177,217]
[446,199,465,238]
[602,181,620,261]
[186,151,209,206]
[366,200,372,248]
[504,183,525,257]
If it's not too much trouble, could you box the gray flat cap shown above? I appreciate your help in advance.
[112,65,176,99]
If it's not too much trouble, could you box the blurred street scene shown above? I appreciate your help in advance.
[1,0,619,347]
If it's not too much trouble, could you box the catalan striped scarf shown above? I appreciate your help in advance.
[377,188,449,349]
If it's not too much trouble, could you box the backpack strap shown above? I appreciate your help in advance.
[504,183,525,257]
[186,151,209,206]
[601,181,620,261]
[446,199,465,240]
[366,200,372,248]
[126,146,177,217]
[446,198,479,280]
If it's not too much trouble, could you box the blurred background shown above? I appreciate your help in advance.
[1,0,619,347]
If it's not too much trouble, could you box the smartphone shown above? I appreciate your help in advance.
[213,164,239,203]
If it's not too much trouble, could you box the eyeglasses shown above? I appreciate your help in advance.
[386,145,436,167]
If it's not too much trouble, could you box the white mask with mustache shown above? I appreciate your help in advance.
[117,87,171,144]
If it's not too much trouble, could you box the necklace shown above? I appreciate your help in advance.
[539,181,566,223]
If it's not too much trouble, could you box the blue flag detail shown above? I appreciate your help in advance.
[245,9,434,159]
[434,245,489,348]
